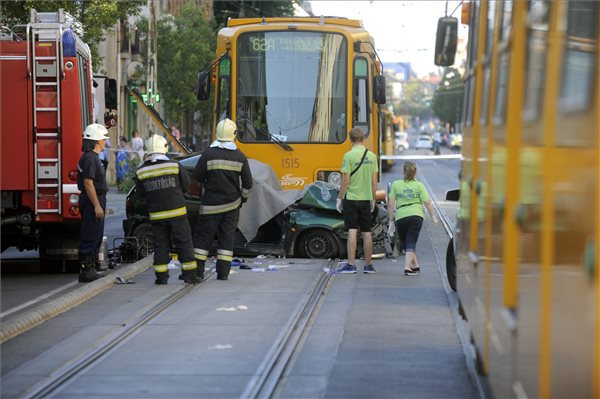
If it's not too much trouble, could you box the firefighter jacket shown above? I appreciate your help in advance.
[135,159,190,222]
[194,146,252,215]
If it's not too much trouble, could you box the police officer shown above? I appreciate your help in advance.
[193,119,252,281]
[135,134,202,285]
[77,123,109,282]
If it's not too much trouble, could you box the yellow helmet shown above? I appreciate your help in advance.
[83,123,109,141]
[216,118,237,141]
[145,134,168,155]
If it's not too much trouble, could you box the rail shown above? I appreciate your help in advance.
[241,265,335,398]
[20,269,215,399]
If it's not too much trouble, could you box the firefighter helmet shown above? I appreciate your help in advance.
[146,134,168,155]
[83,123,109,141]
[216,118,237,141]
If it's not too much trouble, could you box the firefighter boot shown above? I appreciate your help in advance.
[182,269,203,284]
[155,272,169,285]
[79,254,103,283]
[216,260,231,281]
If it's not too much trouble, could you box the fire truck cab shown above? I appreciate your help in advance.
[1,9,115,271]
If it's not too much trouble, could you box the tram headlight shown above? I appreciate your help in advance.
[327,172,342,187]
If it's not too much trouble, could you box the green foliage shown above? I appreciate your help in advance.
[0,0,143,72]
[432,67,464,128]
[156,3,215,125]
[397,80,433,121]
[117,157,141,193]
[213,0,297,30]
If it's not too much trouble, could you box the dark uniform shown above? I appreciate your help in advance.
[193,146,252,280]
[77,150,108,264]
[135,159,199,284]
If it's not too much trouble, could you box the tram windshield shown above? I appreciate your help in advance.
[236,31,347,144]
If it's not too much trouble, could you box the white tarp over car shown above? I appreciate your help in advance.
[238,159,305,242]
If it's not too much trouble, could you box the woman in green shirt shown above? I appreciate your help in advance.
[388,162,438,275]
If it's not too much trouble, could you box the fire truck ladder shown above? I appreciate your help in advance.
[27,10,65,215]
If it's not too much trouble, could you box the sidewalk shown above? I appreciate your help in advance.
[105,186,127,217]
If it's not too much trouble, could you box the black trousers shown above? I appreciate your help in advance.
[79,193,106,256]
[193,209,239,277]
[395,215,423,253]
[151,217,197,274]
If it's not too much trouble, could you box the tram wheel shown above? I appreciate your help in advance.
[446,239,457,292]
[298,229,338,259]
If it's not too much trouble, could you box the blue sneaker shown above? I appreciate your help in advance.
[339,263,357,274]
[363,264,377,274]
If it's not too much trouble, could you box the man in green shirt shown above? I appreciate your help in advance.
[336,128,379,274]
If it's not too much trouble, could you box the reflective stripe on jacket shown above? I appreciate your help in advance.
[195,147,252,215]
[135,159,190,222]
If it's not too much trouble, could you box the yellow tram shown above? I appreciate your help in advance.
[439,1,599,397]
[198,17,387,189]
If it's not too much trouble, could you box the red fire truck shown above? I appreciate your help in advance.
[1,9,115,271]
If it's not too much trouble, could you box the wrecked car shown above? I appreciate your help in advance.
[122,155,389,259]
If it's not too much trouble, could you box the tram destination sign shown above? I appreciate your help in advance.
[246,35,326,53]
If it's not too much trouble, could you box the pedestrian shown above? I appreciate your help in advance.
[171,125,181,140]
[77,123,110,282]
[387,161,438,276]
[98,135,110,172]
[134,134,202,285]
[130,129,144,161]
[115,136,130,190]
[336,127,379,274]
[193,118,252,281]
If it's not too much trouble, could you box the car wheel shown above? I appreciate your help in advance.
[298,229,338,259]
[446,239,457,292]
[131,223,154,258]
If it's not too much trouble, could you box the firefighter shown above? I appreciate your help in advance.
[77,123,109,282]
[193,119,252,280]
[135,134,202,285]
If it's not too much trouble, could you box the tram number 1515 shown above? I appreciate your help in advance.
[282,158,300,169]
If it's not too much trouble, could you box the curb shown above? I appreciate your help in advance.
[0,256,154,344]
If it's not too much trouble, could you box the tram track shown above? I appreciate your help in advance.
[242,263,335,399]
[19,268,216,399]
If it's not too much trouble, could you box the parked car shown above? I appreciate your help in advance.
[415,135,434,150]
[395,131,409,152]
[122,155,389,260]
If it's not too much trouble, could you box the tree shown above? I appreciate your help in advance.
[156,3,215,134]
[432,67,464,130]
[213,1,296,30]
[397,80,434,125]
[0,1,143,72]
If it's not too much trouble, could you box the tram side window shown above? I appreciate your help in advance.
[77,53,91,132]
[464,2,480,127]
[480,1,497,125]
[493,1,513,133]
[217,57,231,121]
[353,57,370,135]
[559,1,598,115]
[522,1,550,137]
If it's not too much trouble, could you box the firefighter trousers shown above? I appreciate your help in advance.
[193,209,239,278]
[151,217,197,275]
[79,193,106,257]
